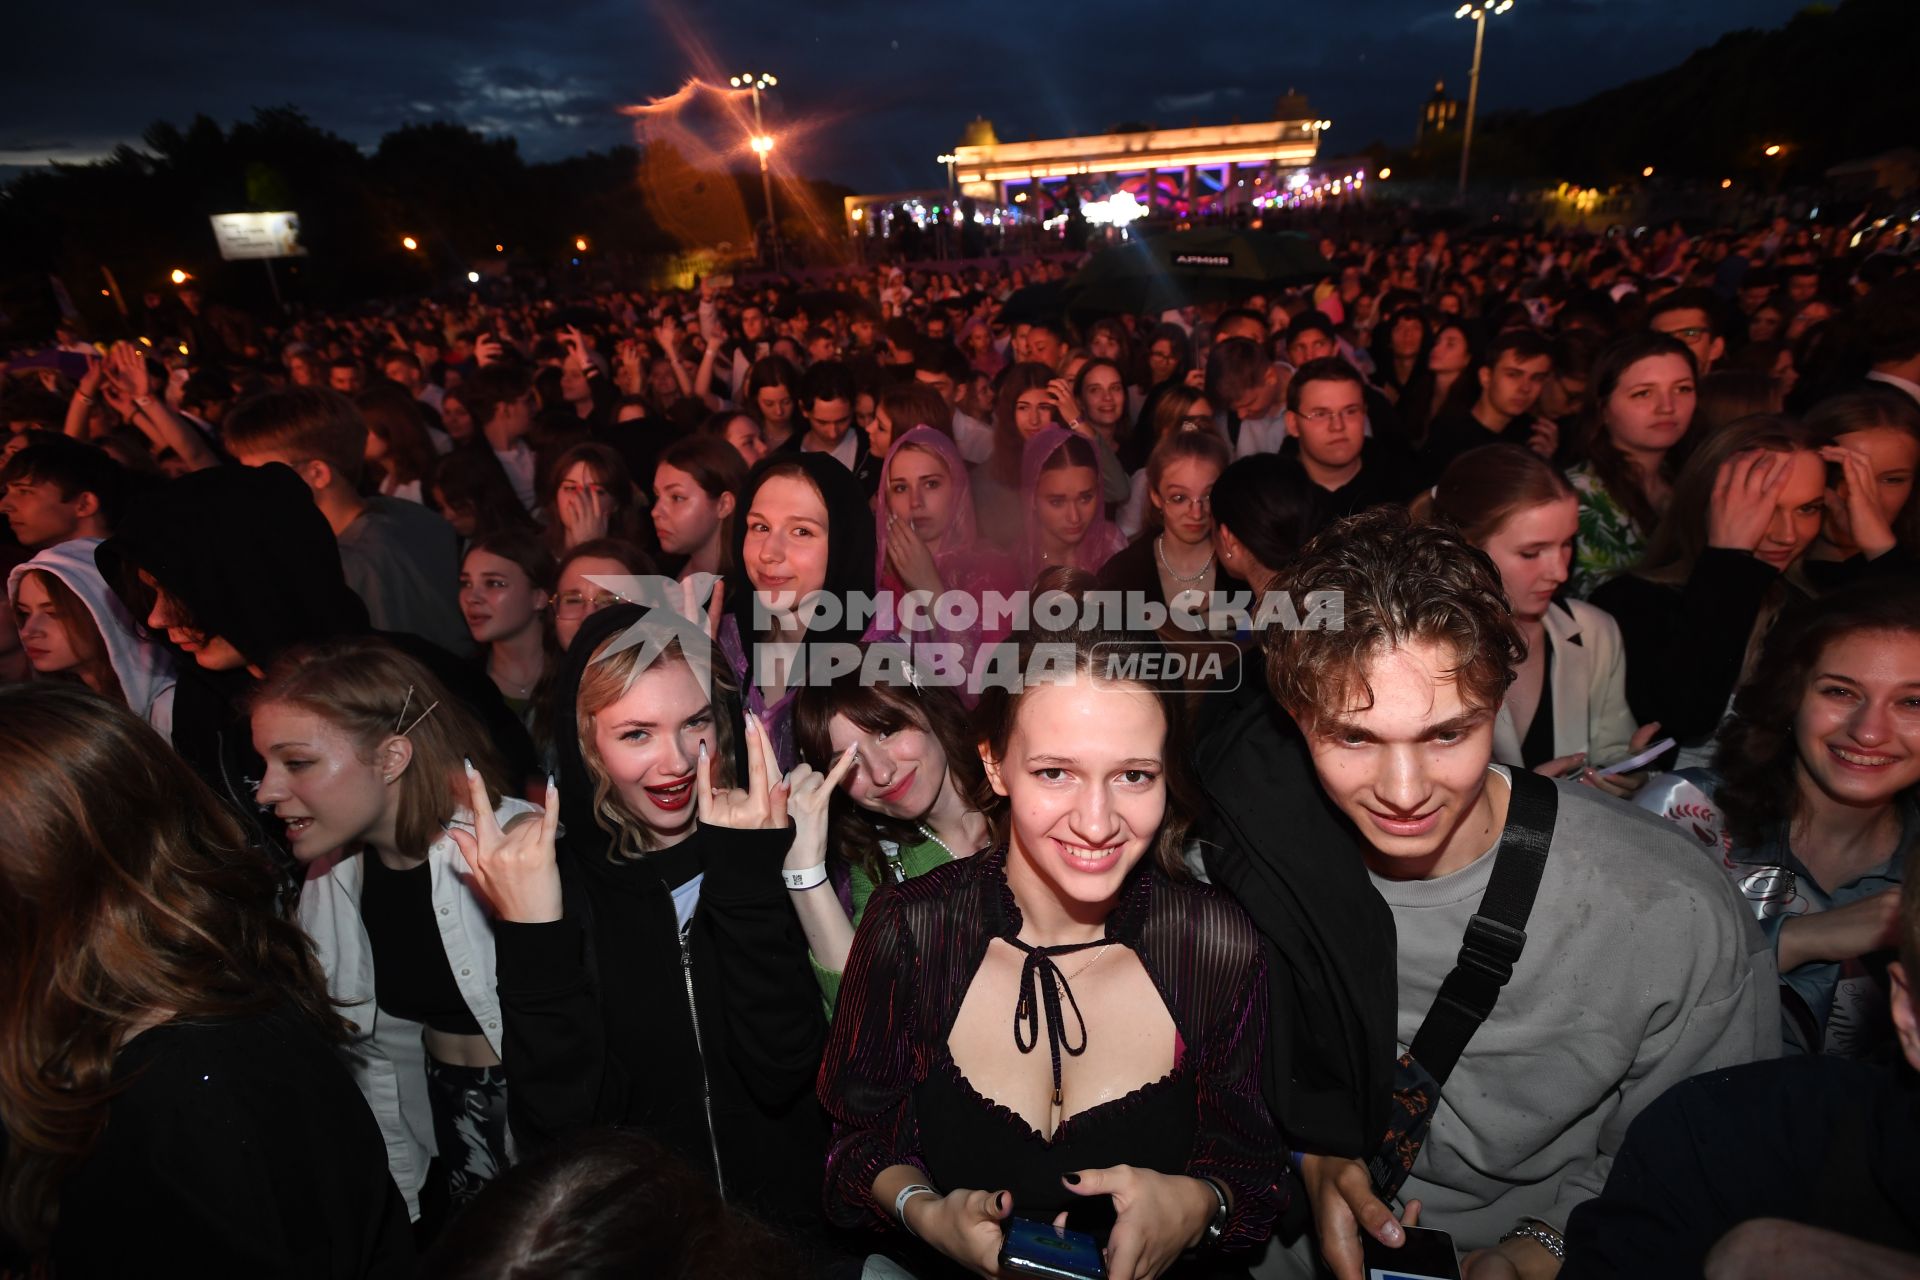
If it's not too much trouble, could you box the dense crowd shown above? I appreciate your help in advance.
[2,209,1918,1280]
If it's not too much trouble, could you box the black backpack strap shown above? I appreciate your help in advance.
[1406,768,1558,1086]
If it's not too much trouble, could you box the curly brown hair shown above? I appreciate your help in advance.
[1266,506,1524,736]
[0,685,348,1248]
[1710,579,1920,850]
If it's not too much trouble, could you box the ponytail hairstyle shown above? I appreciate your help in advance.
[1142,427,1232,533]
[1422,443,1576,546]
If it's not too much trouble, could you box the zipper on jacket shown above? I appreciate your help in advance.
[679,918,728,1201]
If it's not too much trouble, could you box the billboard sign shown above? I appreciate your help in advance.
[209,212,308,261]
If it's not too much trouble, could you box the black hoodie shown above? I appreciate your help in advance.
[1193,693,1398,1211]
[95,464,537,869]
[492,603,830,1235]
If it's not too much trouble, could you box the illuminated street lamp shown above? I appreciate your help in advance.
[574,236,590,252]
[169,268,190,285]
[1378,167,1393,180]
[1764,143,1783,157]
[401,235,419,252]
[1721,178,1733,189]
[1454,0,1514,199]
[730,71,782,270]
[1642,165,1655,178]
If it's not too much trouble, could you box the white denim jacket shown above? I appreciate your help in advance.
[297,798,538,1218]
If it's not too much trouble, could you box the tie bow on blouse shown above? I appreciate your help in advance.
[1008,937,1119,1107]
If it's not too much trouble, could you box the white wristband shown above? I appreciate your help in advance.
[894,1183,937,1237]
[783,863,829,891]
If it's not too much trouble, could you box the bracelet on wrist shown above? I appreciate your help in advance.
[782,863,829,891]
[1498,1217,1567,1260]
[1197,1176,1230,1245]
[894,1183,937,1238]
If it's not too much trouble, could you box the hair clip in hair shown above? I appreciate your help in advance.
[394,685,441,737]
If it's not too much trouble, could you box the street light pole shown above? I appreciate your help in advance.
[731,72,781,270]
[936,153,959,260]
[1455,0,1512,201]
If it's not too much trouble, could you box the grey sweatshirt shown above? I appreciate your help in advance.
[1373,769,1781,1251]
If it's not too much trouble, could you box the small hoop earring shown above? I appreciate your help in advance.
[384,774,395,784]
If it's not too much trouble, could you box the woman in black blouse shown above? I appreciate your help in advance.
[819,599,1281,1279]
[0,684,412,1277]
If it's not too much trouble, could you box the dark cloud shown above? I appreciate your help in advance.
[3,0,1809,190]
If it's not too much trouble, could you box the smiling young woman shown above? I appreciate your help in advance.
[475,603,830,1238]
[719,453,876,771]
[788,661,1001,1012]
[1649,580,1920,1059]
[819,595,1280,1279]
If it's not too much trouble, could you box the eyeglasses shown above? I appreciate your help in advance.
[553,590,622,620]
[1297,405,1368,426]
[1161,491,1212,511]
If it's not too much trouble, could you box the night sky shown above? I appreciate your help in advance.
[3,0,1809,193]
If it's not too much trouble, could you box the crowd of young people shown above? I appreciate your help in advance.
[2,210,1919,1279]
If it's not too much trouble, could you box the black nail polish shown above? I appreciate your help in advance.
[1062,1173,1081,1185]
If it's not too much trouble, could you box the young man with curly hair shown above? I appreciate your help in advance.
[1202,507,1778,1280]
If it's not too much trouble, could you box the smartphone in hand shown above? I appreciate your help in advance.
[1000,1217,1106,1279]
[1361,1225,1462,1280]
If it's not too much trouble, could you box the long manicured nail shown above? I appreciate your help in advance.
[463,756,475,774]
[546,773,556,792]
[699,739,709,759]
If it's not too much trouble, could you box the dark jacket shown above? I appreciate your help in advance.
[1588,548,1789,750]
[1094,533,1250,615]
[1562,1056,1920,1278]
[492,604,829,1231]
[49,1007,414,1279]
[1193,695,1397,1179]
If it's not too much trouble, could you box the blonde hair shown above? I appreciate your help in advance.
[249,638,506,857]
[574,631,741,859]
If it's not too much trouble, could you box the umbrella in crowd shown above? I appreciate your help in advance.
[1064,228,1327,319]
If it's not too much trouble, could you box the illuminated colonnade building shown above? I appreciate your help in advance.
[845,113,1330,238]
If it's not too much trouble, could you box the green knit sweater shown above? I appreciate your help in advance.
[811,833,954,1014]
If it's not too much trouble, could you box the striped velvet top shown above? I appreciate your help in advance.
[818,844,1284,1250]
